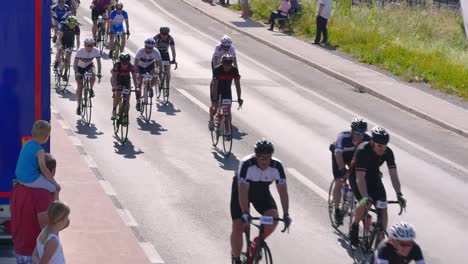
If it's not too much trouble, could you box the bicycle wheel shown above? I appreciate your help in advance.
[352,223,373,264]
[140,84,153,122]
[222,117,233,157]
[119,102,129,143]
[157,75,164,99]
[81,88,92,126]
[211,115,220,147]
[112,41,120,63]
[254,244,273,264]
[62,58,71,88]
[162,87,169,105]
[327,179,337,228]
[98,28,105,53]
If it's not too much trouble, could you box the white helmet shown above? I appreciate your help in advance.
[84,37,95,45]
[220,35,232,46]
[389,222,416,241]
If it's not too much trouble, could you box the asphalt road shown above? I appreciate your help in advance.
[45,0,468,263]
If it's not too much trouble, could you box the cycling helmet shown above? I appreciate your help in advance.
[220,35,232,47]
[351,118,368,133]
[84,37,95,45]
[389,222,416,241]
[115,2,123,9]
[371,126,390,144]
[221,54,234,64]
[160,27,170,35]
[254,139,275,155]
[119,53,131,62]
[67,16,78,24]
[58,0,65,4]
[144,38,156,47]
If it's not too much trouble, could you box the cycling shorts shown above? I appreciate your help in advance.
[138,64,155,74]
[349,175,387,208]
[76,64,94,76]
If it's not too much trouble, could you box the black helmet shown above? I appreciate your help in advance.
[221,54,234,64]
[160,26,170,34]
[119,52,131,62]
[351,118,368,133]
[371,126,390,144]
[254,139,274,155]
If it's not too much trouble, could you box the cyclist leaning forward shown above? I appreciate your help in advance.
[230,139,292,264]
[111,53,138,120]
[134,38,163,111]
[208,54,243,132]
[153,27,176,95]
[54,16,80,81]
[73,38,102,115]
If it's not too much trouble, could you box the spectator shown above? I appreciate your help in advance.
[11,153,56,264]
[314,0,332,44]
[215,0,229,5]
[267,0,291,31]
[15,120,60,200]
[240,0,250,19]
[32,200,71,264]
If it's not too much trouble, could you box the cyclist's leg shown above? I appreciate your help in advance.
[109,33,115,53]
[149,67,157,87]
[89,65,96,90]
[75,66,86,107]
[121,33,126,52]
[113,87,122,115]
[252,192,279,240]
[54,46,63,69]
[230,176,245,260]
[331,153,343,212]
[165,64,171,89]
[91,9,98,40]
[372,182,388,229]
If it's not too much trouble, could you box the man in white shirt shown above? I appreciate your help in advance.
[314,0,332,44]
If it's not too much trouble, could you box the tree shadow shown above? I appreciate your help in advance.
[136,117,167,135]
[211,149,240,172]
[113,138,144,159]
[156,101,181,116]
[75,120,104,139]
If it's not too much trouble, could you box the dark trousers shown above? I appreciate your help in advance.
[269,11,287,30]
[315,15,328,43]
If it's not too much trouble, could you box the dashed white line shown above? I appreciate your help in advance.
[98,180,117,196]
[82,16,93,26]
[177,89,209,113]
[139,242,165,264]
[117,209,138,227]
[287,168,328,201]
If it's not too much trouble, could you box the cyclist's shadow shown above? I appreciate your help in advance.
[156,101,181,116]
[212,151,240,172]
[75,120,104,139]
[54,87,77,102]
[113,139,144,159]
[334,229,354,259]
[231,125,248,140]
[136,118,167,135]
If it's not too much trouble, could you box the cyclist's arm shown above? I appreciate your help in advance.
[133,57,139,68]
[125,18,129,35]
[75,34,80,49]
[335,151,345,171]
[73,57,79,72]
[238,182,250,214]
[170,44,176,62]
[111,70,118,88]
[388,167,401,194]
[57,31,64,47]
[356,170,368,198]
[157,59,163,74]
[96,57,102,75]
[212,79,219,101]
[276,183,289,215]
[234,78,241,101]
[131,67,138,88]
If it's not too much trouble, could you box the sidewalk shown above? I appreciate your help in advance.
[181,0,468,138]
[51,115,151,264]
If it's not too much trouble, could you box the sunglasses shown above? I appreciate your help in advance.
[353,131,364,136]
[222,61,233,65]
[222,45,231,49]
[145,46,153,49]
[85,44,93,47]
[397,241,413,248]
[256,154,271,161]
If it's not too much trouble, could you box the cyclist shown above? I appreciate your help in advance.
[348,126,407,246]
[209,54,243,131]
[211,35,237,73]
[73,38,102,116]
[90,0,111,41]
[329,118,370,225]
[134,38,163,111]
[54,16,81,81]
[51,0,72,43]
[375,222,425,264]
[108,2,130,58]
[111,53,138,120]
[230,139,291,264]
[153,27,177,95]
[65,0,78,15]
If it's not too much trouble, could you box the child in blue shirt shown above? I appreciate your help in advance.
[15,120,60,199]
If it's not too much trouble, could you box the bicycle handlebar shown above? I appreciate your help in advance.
[387,200,405,215]
[249,217,290,233]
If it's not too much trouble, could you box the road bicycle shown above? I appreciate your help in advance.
[110,32,125,63]
[157,60,178,105]
[351,201,404,264]
[211,98,242,157]
[96,16,107,54]
[80,72,98,126]
[139,72,154,122]
[113,86,135,144]
[54,48,74,93]
[236,216,288,264]
[327,177,356,233]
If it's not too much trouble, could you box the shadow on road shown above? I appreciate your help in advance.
[54,88,77,102]
[212,149,240,172]
[75,120,104,139]
[231,124,248,140]
[113,138,144,159]
[156,101,181,116]
[333,228,354,259]
[136,117,167,135]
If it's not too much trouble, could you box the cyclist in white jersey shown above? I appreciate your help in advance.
[134,38,163,111]
[73,38,102,115]
[212,35,237,74]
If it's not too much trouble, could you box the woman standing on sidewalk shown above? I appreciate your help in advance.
[33,201,71,264]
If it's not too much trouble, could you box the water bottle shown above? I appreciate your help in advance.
[364,214,372,232]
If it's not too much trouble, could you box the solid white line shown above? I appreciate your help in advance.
[149,0,468,174]
[139,242,165,264]
[177,89,209,113]
[287,168,328,201]
[98,180,117,196]
[116,209,138,227]
[82,16,93,26]
[83,155,97,168]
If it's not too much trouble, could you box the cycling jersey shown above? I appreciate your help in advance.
[112,62,136,86]
[109,10,128,33]
[153,34,175,55]
[211,64,240,101]
[330,131,371,179]
[75,47,100,68]
[135,48,161,68]
[212,44,236,66]
[59,21,80,48]
[92,0,111,11]
[51,4,71,22]
[353,141,396,185]
[375,240,425,264]
[238,154,287,192]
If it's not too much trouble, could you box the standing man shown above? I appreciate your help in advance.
[314,0,332,44]
[11,153,56,264]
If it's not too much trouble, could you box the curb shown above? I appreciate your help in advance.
[180,0,468,139]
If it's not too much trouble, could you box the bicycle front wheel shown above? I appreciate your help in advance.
[119,109,129,144]
[222,117,233,157]
[157,76,164,99]
[140,85,152,122]
[327,179,337,228]
[253,244,273,264]
[81,88,92,126]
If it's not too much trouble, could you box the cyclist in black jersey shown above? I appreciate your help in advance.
[153,27,177,94]
[348,126,407,246]
[54,16,80,81]
[230,139,291,264]
[330,118,370,225]
[375,222,425,264]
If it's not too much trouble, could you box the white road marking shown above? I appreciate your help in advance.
[82,16,93,26]
[117,209,138,227]
[150,0,468,174]
[139,242,165,264]
[287,168,328,201]
[177,89,209,113]
[56,118,70,130]
[98,180,117,196]
[83,155,97,168]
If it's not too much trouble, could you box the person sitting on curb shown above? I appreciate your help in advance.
[267,0,291,31]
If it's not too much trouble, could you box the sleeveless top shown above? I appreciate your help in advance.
[36,230,65,264]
